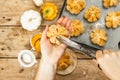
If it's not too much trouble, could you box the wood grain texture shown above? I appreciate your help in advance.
[0,59,109,80]
[0,21,109,80]
[0,0,64,26]
[0,27,42,58]
[0,27,90,58]
[0,0,110,80]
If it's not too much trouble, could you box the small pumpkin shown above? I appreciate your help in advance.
[20,10,42,31]
[41,2,58,20]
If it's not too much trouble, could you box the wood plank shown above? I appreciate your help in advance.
[0,27,42,58]
[0,26,92,58]
[0,0,64,26]
[0,0,110,80]
[0,59,109,80]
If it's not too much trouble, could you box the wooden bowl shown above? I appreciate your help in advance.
[56,48,77,75]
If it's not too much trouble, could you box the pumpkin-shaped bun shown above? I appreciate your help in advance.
[90,29,107,46]
[66,0,86,14]
[84,6,101,22]
[47,24,69,45]
[41,2,58,20]
[106,11,120,28]
[70,20,84,36]
[103,0,119,8]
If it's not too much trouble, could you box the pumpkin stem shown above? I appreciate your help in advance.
[43,9,49,18]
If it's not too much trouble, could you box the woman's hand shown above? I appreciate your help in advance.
[40,26,66,65]
[40,16,71,65]
[96,50,120,80]
[35,17,71,80]
[56,16,71,32]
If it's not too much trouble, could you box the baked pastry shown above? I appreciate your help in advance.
[47,24,69,44]
[57,52,71,71]
[70,20,84,36]
[90,29,107,46]
[103,0,119,8]
[106,11,120,28]
[84,6,101,22]
[66,0,86,14]
[41,2,58,20]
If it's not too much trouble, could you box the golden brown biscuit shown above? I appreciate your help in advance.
[47,24,69,44]
[103,0,119,8]
[84,6,101,22]
[71,20,84,36]
[66,0,86,14]
[90,29,107,46]
[106,11,120,28]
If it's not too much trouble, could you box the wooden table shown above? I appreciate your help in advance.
[0,0,110,80]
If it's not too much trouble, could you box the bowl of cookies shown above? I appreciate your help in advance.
[56,48,77,75]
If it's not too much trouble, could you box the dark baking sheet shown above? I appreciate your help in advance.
[61,0,120,50]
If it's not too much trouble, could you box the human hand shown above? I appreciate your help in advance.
[96,49,120,80]
[40,17,71,65]
[56,16,71,32]
[40,26,66,65]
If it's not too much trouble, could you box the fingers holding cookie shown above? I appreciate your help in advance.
[57,17,72,32]
[56,17,65,24]
[61,17,69,27]
[66,19,72,32]
[47,24,69,45]
[57,18,85,37]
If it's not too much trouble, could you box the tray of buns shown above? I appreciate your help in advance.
[61,0,120,50]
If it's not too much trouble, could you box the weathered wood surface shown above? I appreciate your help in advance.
[0,27,90,58]
[0,0,64,26]
[0,59,109,80]
[0,27,42,58]
[0,0,110,80]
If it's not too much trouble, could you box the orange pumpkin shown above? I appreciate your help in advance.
[41,2,58,20]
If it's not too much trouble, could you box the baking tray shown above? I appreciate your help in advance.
[61,0,120,50]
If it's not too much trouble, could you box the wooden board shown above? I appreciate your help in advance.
[0,27,42,58]
[0,59,109,80]
[0,0,64,26]
[0,27,88,58]
[0,0,110,80]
